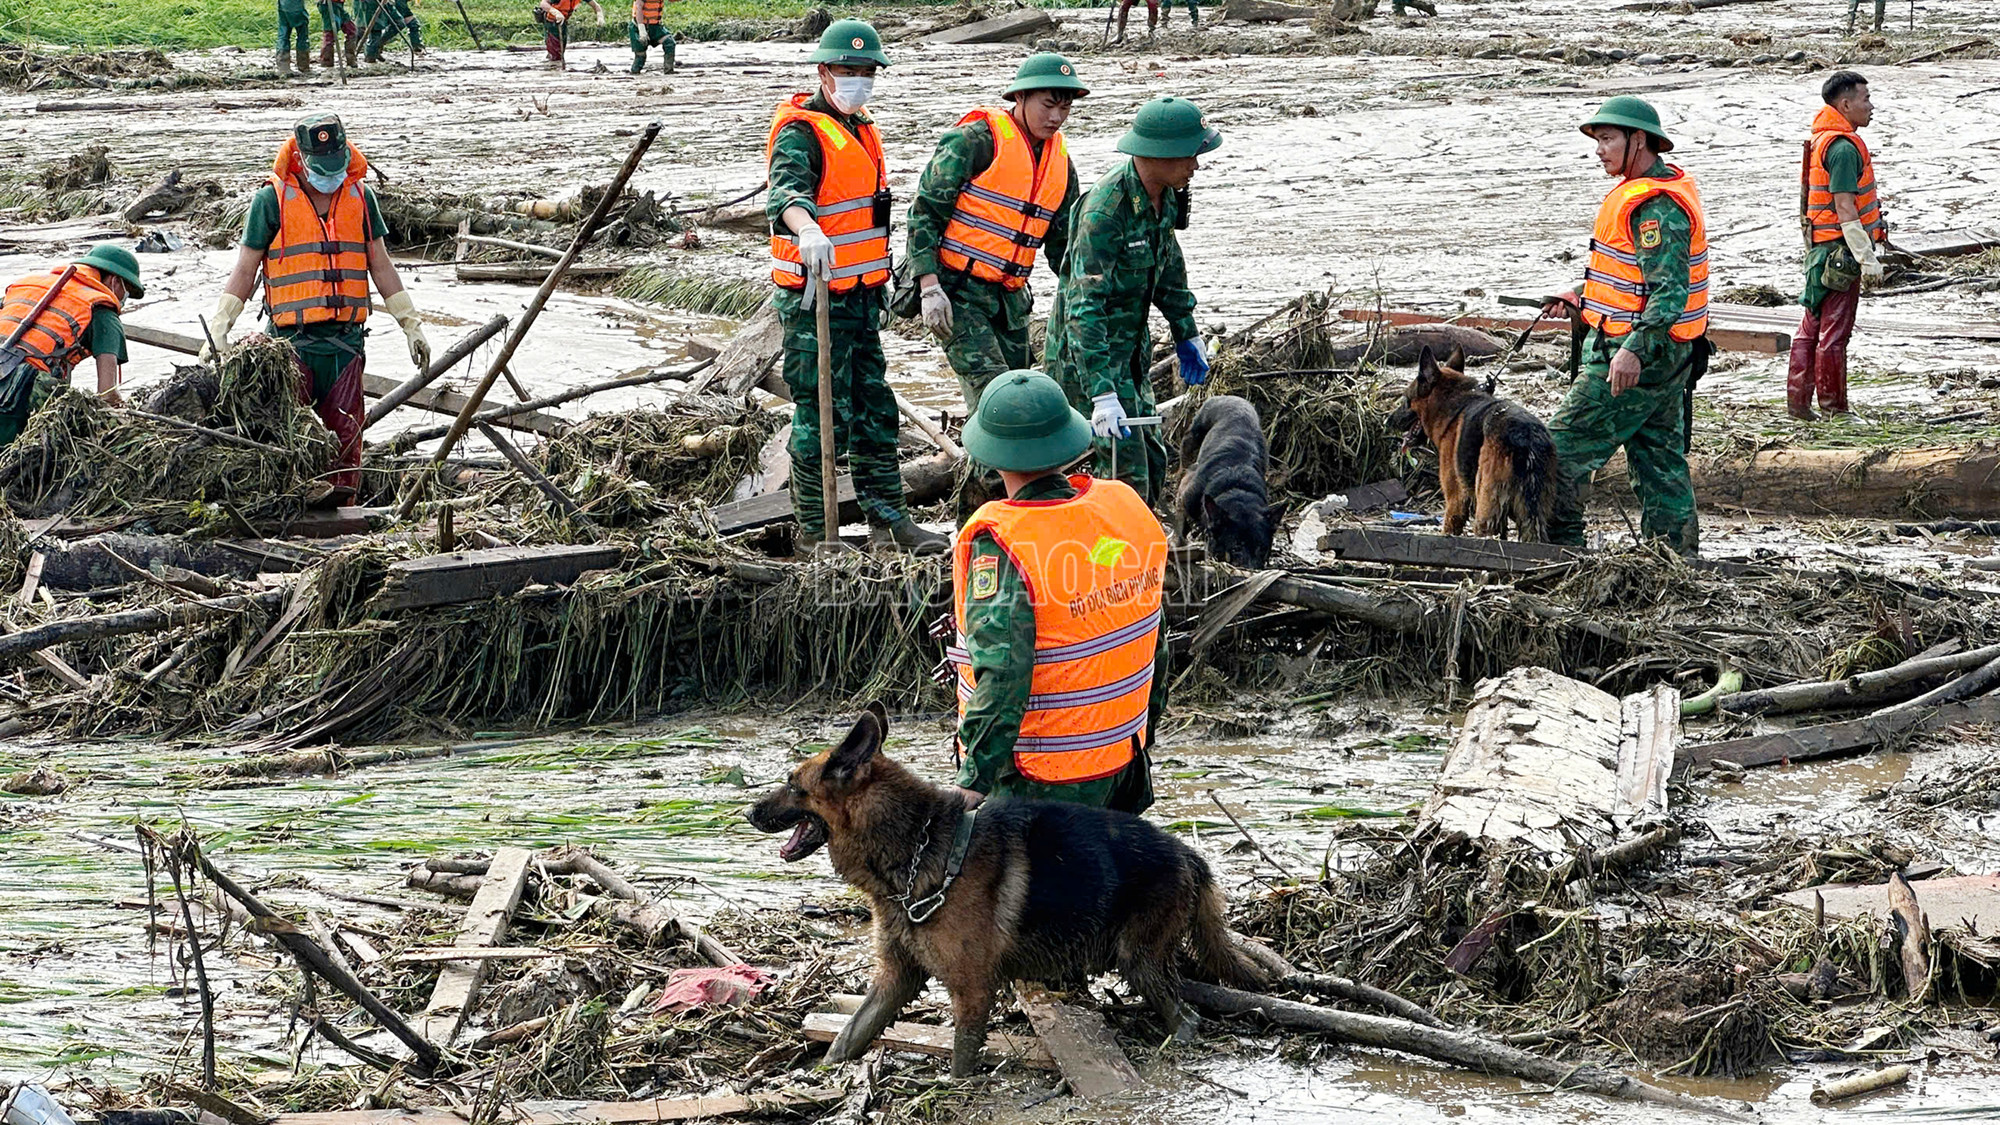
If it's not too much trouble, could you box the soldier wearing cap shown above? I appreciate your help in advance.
[202,115,432,504]
[0,245,145,448]
[1539,96,1710,555]
[948,369,1167,812]
[1043,96,1220,510]
[906,54,1085,413]
[766,20,946,555]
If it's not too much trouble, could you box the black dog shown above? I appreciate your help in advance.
[1177,395,1287,567]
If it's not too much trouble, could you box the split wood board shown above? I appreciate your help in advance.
[1316,526,1829,584]
[368,544,623,612]
[1012,983,1143,1097]
[1336,308,1788,355]
[272,1088,841,1125]
[710,475,860,536]
[801,1011,1056,1069]
[920,8,1055,44]
[1679,695,2000,774]
[415,846,532,1046]
[1892,226,2000,261]
[281,508,391,539]
[1778,876,2000,936]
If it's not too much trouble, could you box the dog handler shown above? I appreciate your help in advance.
[947,370,1169,814]
[1540,97,1708,556]
[1044,97,1220,510]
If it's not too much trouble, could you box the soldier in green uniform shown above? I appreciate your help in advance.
[1541,97,1706,555]
[357,0,422,63]
[316,0,360,68]
[905,54,1085,413]
[277,0,312,75]
[767,20,947,555]
[1043,97,1220,510]
[952,370,1160,813]
[0,246,144,449]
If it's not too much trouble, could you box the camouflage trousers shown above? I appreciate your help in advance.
[940,277,1033,414]
[1051,341,1167,511]
[1546,366,1698,554]
[775,287,906,535]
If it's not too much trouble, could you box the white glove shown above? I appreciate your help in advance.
[384,289,432,371]
[920,283,953,338]
[199,292,245,362]
[594,6,605,25]
[1090,392,1129,439]
[793,219,835,309]
[1842,219,1885,287]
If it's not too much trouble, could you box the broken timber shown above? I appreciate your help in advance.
[415,846,532,1046]
[708,454,961,536]
[1221,0,1318,20]
[270,1089,843,1125]
[1316,527,1812,582]
[802,1011,1056,1070]
[1891,225,2000,260]
[1679,695,2000,774]
[1012,982,1143,1097]
[1337,307,1788,355]
[920,8,1055,44]
[366,544,623,613]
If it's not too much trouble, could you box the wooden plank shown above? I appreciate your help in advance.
[1892,226,2000,260]
[801,1011,1056,1069]
[920,8,1054,44]
[1012,982,1143,1097]
[395,946,567,963]
[416,846,532,1046]
[1317,479,1409,517]
[1221,0,1318,19]
[710,474,859,536]
[1319,528,1576,573]
[1617,684,1678,827]
[368,544,624,613]
[280,507,390,539]
[1336,308,1788,355]
[272,1088,842,1125]
[1681,695,2000,774]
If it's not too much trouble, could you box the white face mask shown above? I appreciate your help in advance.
[305,166,348,193]
[829,76,874,114]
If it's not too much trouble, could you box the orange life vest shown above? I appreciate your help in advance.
[634,0,662,21]
[1579,167,1710,343]
[937,107,1070,290]
[766,95,892,293]
[540,0,584,17]
[1802,105,1886,246]
[262,137,373,329]
[0,266,122,374]
[949,476,1169,785]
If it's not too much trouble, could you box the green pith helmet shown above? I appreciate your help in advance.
[1002,53,1087,101]
[963,369,1092,473]
[810,19,891,68]
[294,112,351,174]
[1116,96,1222,159]
[1579,95,1674,153]
[77,244,144,299]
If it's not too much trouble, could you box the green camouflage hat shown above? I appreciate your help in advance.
[963,369,1092,473]
[1002,53,1087,101]
[1579,95,1674,153]
[77,244,143,299]
[294,112,352,174]
[809,19,890,67]
[1116,97,1221,159]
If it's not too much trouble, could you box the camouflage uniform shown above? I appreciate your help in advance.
[766,91,908,535]
[905,116,1078,412]
[1547,157,1700,553]
[356,0,421,61]
[1042,159,1198,511]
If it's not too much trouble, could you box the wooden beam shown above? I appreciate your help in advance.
[801,1012,1055,1070]
[280,508,390,539]
[1680,695,2000,774]
[1891,226,2000,260]
[1012,983,1143,1097]
[1317,527,1832,583]
[1336,308,1789,355]
[271,1088,842,1125]
[415,846,532,1047]
[710,474,859,536]
[366,544,624,613]
[920,8,1053,44]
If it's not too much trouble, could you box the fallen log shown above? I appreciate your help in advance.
[1278,971,1444,1027]
[1679,694,2000,774]
[454,262,626,284]
[477,423,595,531]
[1222,0,1318,20]
[1869,650,2000,715]
[1182,982,1744,1118]
[0,589,285,669]
[35,533,259,591]
[365,544,623,613]
[123,169,221,222]
[920,8,1055,44]
[1711,641,1992,716]
[1811,1064,1911,1105]
[1601,444,2000,520]
[1340,307,1788,356]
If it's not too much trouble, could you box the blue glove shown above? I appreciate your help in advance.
[1176,337,1210,386]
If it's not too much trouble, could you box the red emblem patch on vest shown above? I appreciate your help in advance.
[1638,219,1662,250]
[969,554,1000,600]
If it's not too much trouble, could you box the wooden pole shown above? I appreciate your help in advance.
[395,121,661,521]
[363,313,509,427]
[453,0,484,48]
[814,278,839,545]
[0,590,286,669]
[476,422,595,533]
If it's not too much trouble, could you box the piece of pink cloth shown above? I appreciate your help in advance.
[650,964,771,1013]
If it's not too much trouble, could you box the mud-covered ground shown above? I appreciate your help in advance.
[7,1,2000,1119]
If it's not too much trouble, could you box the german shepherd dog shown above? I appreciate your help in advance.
[1396,345,1566,542]
[1178,395,1288,567]
[746,705,1277,1077]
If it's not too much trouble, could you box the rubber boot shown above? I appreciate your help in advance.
[277,48,292,76]
[661,41,674,73]
[364,34,383,62]
[629,49,645,74]
[545,31,564,63]
[319,30,335,67]
[297,46,313,73]
[343,29,359,67]
[870,517,948,556]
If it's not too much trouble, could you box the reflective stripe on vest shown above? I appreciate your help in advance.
[262,137,374,329]
[1802,105,1886,246]
[635,0,663,21]
[1578,166,1710,343]
[765,95,892,293]
[937,107,1070,291]
[949,476,1169,785]
[0,266,121,374]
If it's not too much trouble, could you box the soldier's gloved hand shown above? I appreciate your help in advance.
[1175,337,1210,386]
[199,292,245,362]
[385,290,432,371]
[1861,260,1886,290]
[793,219,835,309]
[594,6,606,25]
[1090,393,1130,439]
[920,282,953,338]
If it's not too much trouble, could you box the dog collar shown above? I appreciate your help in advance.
[902,807,978,925]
